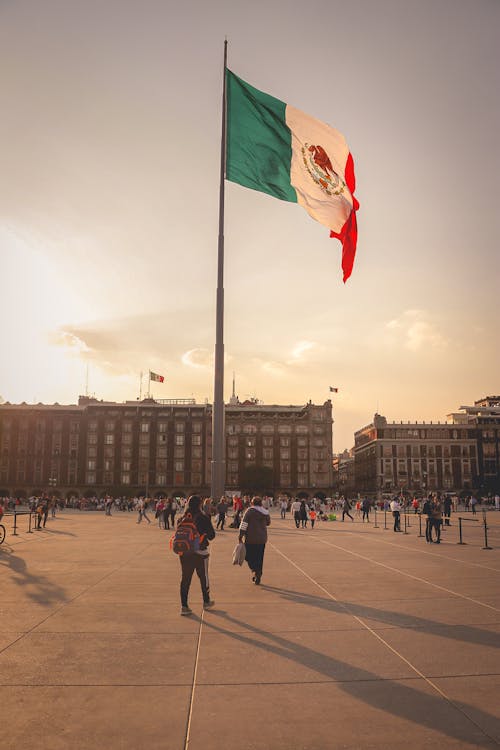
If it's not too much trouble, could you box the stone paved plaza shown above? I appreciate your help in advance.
[1,508,499,749]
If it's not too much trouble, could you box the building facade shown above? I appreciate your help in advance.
[354,413,478,494]
[0,396,333,498]
[448,396,500,493]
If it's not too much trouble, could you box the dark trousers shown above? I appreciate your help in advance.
[425,517,432,542]
[280,508,287,519]
[362,510,370,522]
[180,554,210,606]
[216,513,225,530]
[162,509,170,529]
[342,511,353,521]
[393,511,401,532]
[245,543,265,575]
[431,519,441,542]
[294,512,300,528]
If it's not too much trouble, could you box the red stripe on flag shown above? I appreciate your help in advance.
[330,152,359,283]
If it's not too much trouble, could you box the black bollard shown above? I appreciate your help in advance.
[418,513,423,538]
[13,510,18,536]
[384,509,388,530]
[403,512,408,535]
[457,517,465,545]
[28,511,33,534]
[482,511,492,550]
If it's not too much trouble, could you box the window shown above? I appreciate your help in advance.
[105,421,115,432]
[121,473,130,484]
[88,421,98,432]
[227,424,240,434]
[104,446,114,458]
[104,434,114,445]
[228,437,238,447]
[175,461,184,472]
[156,459,167,471]
[313,426,324,435]
[87,446,97,458]
[139,433,150,445]
[157,446,167,458]
[141,422,150,433]
[104,459,113,471]
[261,424,274,433]
[86,472,96,484]
[122,433,132,445]
[246,449,256,461]
[246,438,256,447]
[297,437,307,447]
[191,460,202,472]
[191,472,202,485]
[175,422,185,433]
[87,459,96,470]
[192,435,201,446]
[278,425,292,434]
[158,422,168,433]
[122,446,132,458]
[156,473,166,485]
[158,434,167,443]
[174,447,184,458]
[88,434,98,445]
[228,462,238,472]
[243,424,257,434]
[263,437,273,447]
[280,449,290,459]
[297,475,308,487]
[192,422,202,433]
[263,449,273,460]
[228,448,238,459]
[280,462,290,474]
[314,439,325,447]
[280,437,290,447]
[296,425,308,434]
[139,447,149,458]
[192,447,202,459]
[122,460,131,471]
[175,435,185,446]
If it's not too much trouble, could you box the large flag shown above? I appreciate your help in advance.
[149,371,164,383]
[226,70,359,282]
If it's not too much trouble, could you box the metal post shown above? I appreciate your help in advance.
[384,509,388,530]
[211,39,228,501]
[28,511,33,533]
[457,517,465,545]
[482,510,492,550]
[403,512,408,535]
[418,513,423,538]
[13,510,18,536]
[374,506,378,528]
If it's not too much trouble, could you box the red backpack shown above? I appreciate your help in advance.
[170,512,204,556]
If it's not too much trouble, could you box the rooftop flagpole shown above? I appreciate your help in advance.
[211,39,228,500]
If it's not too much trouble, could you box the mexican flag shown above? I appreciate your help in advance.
[226,70,359,282]
[149,371,164,383]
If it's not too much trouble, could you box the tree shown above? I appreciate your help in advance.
[240,465,274,495]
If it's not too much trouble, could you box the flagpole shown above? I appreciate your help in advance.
[211,39,228,500]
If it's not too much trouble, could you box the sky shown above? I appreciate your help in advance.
[1,0,499,451]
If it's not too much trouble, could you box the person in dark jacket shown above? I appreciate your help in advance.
[238,496,271,585]
[178,495,216,615]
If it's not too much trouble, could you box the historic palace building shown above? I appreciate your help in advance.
[0,396,333,498]
[354,396,500,494]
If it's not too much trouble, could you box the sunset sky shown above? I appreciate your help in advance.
[1,0,499,450]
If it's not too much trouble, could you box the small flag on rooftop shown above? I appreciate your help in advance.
[329,386,338,393]
[150,371,164,383]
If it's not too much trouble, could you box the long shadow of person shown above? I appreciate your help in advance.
[261,584,500,650]
[201,609,498,747]
[0,548,68,606]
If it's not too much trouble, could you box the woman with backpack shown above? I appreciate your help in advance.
[174,495,215,616]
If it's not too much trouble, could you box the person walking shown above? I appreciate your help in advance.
[169,498,178,529]
[309,508,317,529]
[361,497,371,523]
[238,496,271,585]
[390,497,402,532]
[178,495,216,615]
[443,495,452,527]
[291,498,301,528]
[470,495,478,515]
[136,497,151,524]
[279,497,288,519]
[216,497,228,530]
[299,499,308,528]
[430,498,443,543]
[341,496,354,522]
[163,498,172,530]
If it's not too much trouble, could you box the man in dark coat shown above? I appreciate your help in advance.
[238,496,271,585]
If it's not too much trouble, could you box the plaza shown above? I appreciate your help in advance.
[1,509,499,749]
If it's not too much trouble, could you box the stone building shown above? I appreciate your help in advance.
[448,396,500,493]
[354,413,478,494]
[0,396,333,498]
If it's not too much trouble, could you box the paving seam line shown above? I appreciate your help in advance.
[0,541,156,658]
[183,610,204,750]
[315,537,500,613]
[270,542,500,747]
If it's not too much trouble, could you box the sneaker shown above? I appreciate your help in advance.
[180,606,193,616]
[254,574,261,585]
[203,600,215,609]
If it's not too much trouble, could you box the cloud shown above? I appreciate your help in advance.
[385,310,448,352]
[181,348,212,369]
[288,340,317,363]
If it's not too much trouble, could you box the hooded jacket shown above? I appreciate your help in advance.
[239,506,271,544]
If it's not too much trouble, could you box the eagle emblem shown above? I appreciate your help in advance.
[302,143,346,197]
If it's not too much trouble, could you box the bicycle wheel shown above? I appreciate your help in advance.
[0,524,5,544]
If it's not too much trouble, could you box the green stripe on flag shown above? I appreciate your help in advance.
[226,70,297,203]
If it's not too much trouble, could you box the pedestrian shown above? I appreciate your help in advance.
[42,498,49,527]
[422,496,433,543]
[177,495,216,616]
[309,508,317,528]
[279,497,288,519]
[470,495,478,515]
[170,498,178,528]
[136,497,151,524]
[290,497,301,528]
[412,497,419,514]
[430,498,443,543]
[361,497,371,523]
[390,497,402,532]
[156,499,165,528]
[299,499,308,528]
[238,496,271,585]
[443,495,452,527]
[341,496,354,522]
[216,497,228,530]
